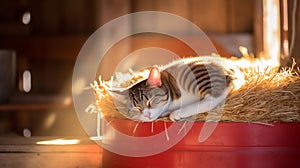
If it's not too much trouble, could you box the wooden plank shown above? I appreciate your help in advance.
[0,137,102,167]
[280,0,290,65]
[155,0,191,33]
[100,0,131,25]
[263,0,281,63]
[254,0,264,56]
[0,144,100,153]
[131,0,191,33]
[132,0,155,11]
[0,153,101,168]
[30,0,96,34]
[228,0,254,33]
[0,103,72,111]
[288,0,300,65]
[0,137,96,145]
[155,0,190,19]
[132,0,190,19]
[0,36,87,61]
[0,22,31,36]
[192,0,229,33]
[0,95,73,111]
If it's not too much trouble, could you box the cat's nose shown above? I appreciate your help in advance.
[143,112,151,119]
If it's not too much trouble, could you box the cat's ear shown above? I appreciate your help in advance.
[147,66,162,87]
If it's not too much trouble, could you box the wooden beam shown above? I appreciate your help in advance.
[263,0,281,65]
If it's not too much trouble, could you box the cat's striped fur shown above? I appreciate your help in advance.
[111,56,243,122]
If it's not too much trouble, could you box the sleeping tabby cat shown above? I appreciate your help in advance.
[110,56,244,122]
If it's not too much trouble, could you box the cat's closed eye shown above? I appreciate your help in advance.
[133,106,143,112]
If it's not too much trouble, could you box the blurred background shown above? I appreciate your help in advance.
[0,0,298,137]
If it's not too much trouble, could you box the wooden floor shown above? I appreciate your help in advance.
[0,136,102,168]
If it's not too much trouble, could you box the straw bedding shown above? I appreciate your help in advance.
[197,65,300,122]
[91,57,300,123]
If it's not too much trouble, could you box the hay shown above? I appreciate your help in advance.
[91,58,300,123]
[197,66,300,122]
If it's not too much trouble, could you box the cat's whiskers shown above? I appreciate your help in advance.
[105,119,115,127]
[177,121,187,135]
[164,121,170,141]
[151,122,154,133]
[132,121,140,134]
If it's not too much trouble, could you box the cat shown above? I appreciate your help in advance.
[110,56,244,122]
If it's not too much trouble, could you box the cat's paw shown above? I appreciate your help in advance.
[169,112,196,122]
[169,110,182,122]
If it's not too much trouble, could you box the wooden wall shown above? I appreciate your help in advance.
[0,0,255,36]
[0,0,256,92]
[103,0,255,34]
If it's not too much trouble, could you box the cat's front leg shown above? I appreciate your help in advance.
[169,102,202,121]
[169,95,226,121]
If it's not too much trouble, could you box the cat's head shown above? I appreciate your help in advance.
[110,67,171,122]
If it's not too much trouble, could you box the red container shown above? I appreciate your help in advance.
[101,119,300,168]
